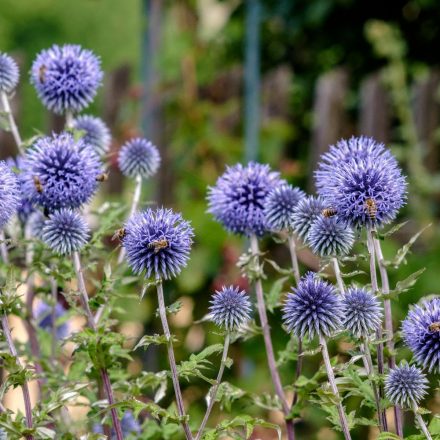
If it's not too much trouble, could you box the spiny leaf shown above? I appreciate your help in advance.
[383,268,426,300]
[133,334,171,351]
[265,276,289,312]
[380,221,409,238]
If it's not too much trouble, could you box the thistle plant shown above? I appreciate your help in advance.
[72,115,111,158]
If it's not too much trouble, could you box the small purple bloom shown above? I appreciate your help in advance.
[93,411,141,438]
[290,195,326,241]
[31,44,103,114]
[123,208,194,280]
[0,161,20,228]
[73,115,111,157]
[0,53,19,93]
[35,301,69,339]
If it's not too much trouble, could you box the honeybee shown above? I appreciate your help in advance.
[148,239,169,253]
[322,207,337,218]
[33,175,43,193]
[38,65,47,83]
[96,173,109,182]
[112,228,126,241]
[364,198,377,220]
[428,322,440,332]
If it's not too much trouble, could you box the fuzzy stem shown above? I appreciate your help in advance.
[412,404,432,440]
[287,234,301,285]
[319,334,352,440]
[0,91,23,154]
[156,279,193,440]
[1,313,34,439]
[332,257,345,294]
[72,251,124,440]
[250,234,295,440]
[65,111,74,129]
[195,333,230,440]
[0,231,9,264]
[50,275,58,362]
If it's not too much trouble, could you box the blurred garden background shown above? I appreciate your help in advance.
[1,0,440,438]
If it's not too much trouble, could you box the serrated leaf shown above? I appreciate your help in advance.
[133,334,171,351]
[380,221,409,238]
[341,270,366,278]
[383,268,426,300]
[265,276,288,312]
[264,258,292,276]
[376,432,403,440]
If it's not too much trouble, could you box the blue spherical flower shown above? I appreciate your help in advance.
[35,301,69,339]
[31,44,103,114]
[207,162,281,236]
[118,137,161,179]
[94,411,141,438]
[0,161,20,228]
[73,115,111,157]
[282,272,343,339]
[385,364,428,408]
[23,132,103,211]
[290,195,326,241]
[0,53,19,93]
[42,209,89,255]
[263,182,306,232]
[209,286,252,330]
[307,216,354,257]
[341,288,382,338]
[402,298,440,373]
[123,208,194,280]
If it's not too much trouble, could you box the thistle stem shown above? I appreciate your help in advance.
[0,91,23,154]
[332,257,345,294]
[412,404,432,440]
[250,234,295,440]
[195,333,230,440]
[287,234,301,285]
[319,333,352,440]
[65,111,74,129]
[50,275,58,362]
[156,279,193,440]
[72,251,124,440]
[0,231,9,264]
[1,313,34,439]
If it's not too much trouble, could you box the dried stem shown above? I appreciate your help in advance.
[195,333,230,440]
[319,334,352,440]
[332,257,345,294]
[287,234,300,285]
[412,404,432,440]
[0,91,23,154]
[156,279,193,440]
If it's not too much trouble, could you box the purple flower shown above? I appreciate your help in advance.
[35,301,69,339]
[118,138,161,179]
[122,208,194,280]
[31,44,103,114]
[207,162,281,236]
[73,115,111,157]
[93,411,141,438]
[42,209,89,255]
[290,195,326,241]
[209,286,252,330]
[0,53,19,93]
[263,182,306,232]
[307,216,354,257]
[0,161,20,228]
[341,288,382,338]
[23,132,103,211]
[402,298,440,373]
[385,364,428,408]
[282,272,343,339]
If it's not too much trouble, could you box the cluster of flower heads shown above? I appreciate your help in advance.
[73,115,111,157]
[0,52,19,93]
[118,138,161,179]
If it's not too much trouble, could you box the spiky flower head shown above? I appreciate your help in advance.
[35,301,69,339]
[341,288,382,338]
[263,182,306,232]
[307,216,355,257]
[122,208,194,280]
[73,115,111,157]
[31,44,103,114]
[0,53,19,93]
[283,272,343,339]
[23,132,103,211]
[209,286,252,330]
[290,195,326,240]
[402,298,440,372]
[316,137,406,229]
[42,209,89,255]
[385,364,428,408]
[0,161,20,228]
[207,162,281,237]
[118,138,161,179]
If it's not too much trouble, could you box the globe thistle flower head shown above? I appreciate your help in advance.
[122,208,194,280]
[28,211,46,240]
[23,132,103,211]
[0,53,19,93]
[118,138,161,179]
[0,161,20,228]
[35,301,69,339]
[290,195,326,240]
[385,364,428,408]
[283,272,343,339]
[42,209,89,255]
[31,44,103,114]
[72,115,111,157]
[402,298,440,372]
[207,162,281,236]
[307,215,355,257]
[263,182,306,232]
[209,286,252,330]
[342,288,382,338]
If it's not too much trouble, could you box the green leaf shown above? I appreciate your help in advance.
[376,433,404,440]
[213,415,281,440]
[380,221,409,238]
[215,382,246,412]
[384,268,426,300]
[133,334,171,351]
[265,276,288,312]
